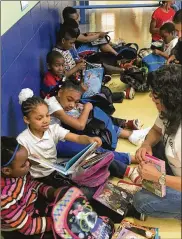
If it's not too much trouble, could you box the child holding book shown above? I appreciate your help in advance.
[153,22,178,59]
[167,9,182,65]
[1,136,70,238]
[17,88,143,186]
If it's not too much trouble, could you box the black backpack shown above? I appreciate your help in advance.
[120,67,150,92]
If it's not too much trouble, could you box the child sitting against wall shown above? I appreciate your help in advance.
[153,22,178,59]
[1,136,71,238]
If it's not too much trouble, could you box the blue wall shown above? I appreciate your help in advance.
[1,1,69,136]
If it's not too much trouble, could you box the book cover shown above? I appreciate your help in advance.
[28,143,97,176]
[82,67,104,98]
[91,37,108,46]
[93,181,133,216]
[142,154,166,197]
[112,220,160,239]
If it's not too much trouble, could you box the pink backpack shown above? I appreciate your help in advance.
[71,152,114,187]
[52,187,114,239]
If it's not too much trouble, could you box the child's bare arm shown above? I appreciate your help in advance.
[65,133,102,147]
[65,62,86,77]
[53,103,93,131]
[153,49,169,59]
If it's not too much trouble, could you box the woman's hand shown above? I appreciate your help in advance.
[88,136,102,147]
[138,161,161,183]
[167,55,177,64]
[135,143,153,163]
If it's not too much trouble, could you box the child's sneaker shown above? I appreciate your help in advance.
[125,119,143,130]
[124,166,142,184]
[129,127,151,146]
[124,87,135,99]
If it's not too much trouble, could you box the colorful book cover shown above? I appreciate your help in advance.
[82,67,104,98]
[112,220,160,239]
[93,181,133,216]
[28,143,97,176]
[142,154,166,197]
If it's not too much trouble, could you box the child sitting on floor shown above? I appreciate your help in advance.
[153,22,178,59]
[17,88,143,186]
[1,136,70,238]
[54,28,135,100]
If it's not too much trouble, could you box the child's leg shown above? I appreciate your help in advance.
[115,126,151,146]
[100,44,118,56]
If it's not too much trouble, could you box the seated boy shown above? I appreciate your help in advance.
[153,22,178,59]
[167,9,182,65]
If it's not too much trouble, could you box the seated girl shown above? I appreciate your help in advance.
[1,136,69,238]
[17,89,142,188]
[153,22,178,59]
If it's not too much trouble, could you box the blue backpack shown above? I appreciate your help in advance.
[139,48,166,72]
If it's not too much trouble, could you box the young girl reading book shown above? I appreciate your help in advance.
[17,88,142,187]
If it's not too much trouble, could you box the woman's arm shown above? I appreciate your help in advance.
[138,162,182,192]
[136,124,162,162]
[52,103,93,131]
[150,19,160,35]
[77,32,106,43]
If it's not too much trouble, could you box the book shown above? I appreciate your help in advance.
[82,67,104,98]
[28,143,97,176]
[112,219,160,239]
[91,37,109,46]
[142,154,166,197]
[93,181,133,216]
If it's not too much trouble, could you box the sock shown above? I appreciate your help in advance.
[124,167,142,184]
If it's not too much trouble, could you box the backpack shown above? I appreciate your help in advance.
[71,152,114,187]
[81,87,115,116]
[86,107,118,150]
[117,43,139,60]
[120,66,150,92]
[138,48,166,72]
[52,187,115,239]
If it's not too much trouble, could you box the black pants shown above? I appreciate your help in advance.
[152,141,174,176]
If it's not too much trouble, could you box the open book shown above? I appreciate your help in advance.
[28,143,97,176]
[142,154,166,197]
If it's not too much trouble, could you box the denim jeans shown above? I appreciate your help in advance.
[133,141,181,219]
[133,187,181,220]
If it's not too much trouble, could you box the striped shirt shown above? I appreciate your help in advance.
[1,174,53,235]
[53,47,76,71]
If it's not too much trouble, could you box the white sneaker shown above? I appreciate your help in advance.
[128,127,151,146]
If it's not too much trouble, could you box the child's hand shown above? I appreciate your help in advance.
[76,62,86,70]
[88,137,102,147]
[84,102,93,111]
[153,49,160,55]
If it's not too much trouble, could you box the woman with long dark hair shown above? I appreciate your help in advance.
[133,64,181,219]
